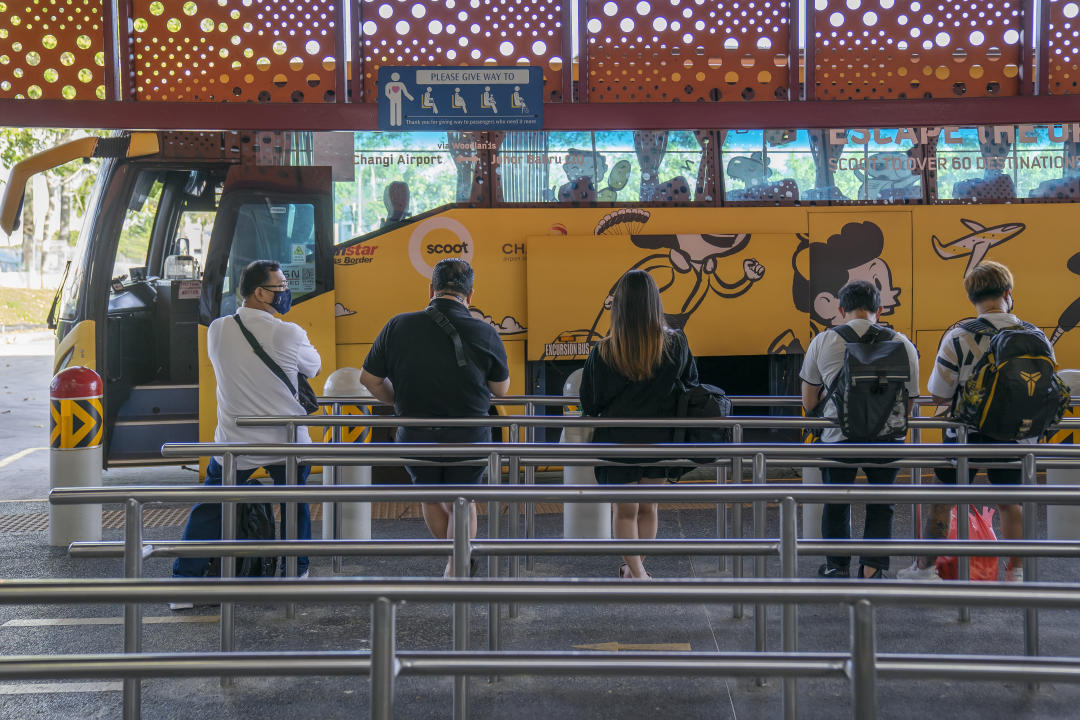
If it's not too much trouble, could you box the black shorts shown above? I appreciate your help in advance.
[933,431,1023,486]
[397,426,489,486]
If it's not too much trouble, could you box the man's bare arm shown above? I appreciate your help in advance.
[359,369,395,405]
[801,381,822,414]
[488,377,511,397]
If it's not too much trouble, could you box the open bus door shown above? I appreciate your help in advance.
[196,165,337,454]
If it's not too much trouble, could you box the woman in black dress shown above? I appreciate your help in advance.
[580,269,699,579]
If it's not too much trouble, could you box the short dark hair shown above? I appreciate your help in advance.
[431,258,474,296]
[240,260,281,298]
[837,279,881,314]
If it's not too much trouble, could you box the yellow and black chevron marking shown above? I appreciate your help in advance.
[322,404,373,444]
[49,398,103,449]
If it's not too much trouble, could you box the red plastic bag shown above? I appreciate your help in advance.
[936,506,999,581]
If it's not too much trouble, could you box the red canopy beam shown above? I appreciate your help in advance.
[3,96,1080,132]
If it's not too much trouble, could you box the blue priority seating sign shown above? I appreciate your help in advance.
[377,66,543,132]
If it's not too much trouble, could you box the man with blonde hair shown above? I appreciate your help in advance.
[900,261,1057,582]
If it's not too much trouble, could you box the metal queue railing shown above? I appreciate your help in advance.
[8,576,1080,720]
[237,413,1080,599]
[45,439,1080,720]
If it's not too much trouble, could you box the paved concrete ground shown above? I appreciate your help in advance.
[2,330,1080,718]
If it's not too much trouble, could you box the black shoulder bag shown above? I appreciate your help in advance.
[233,314,320,414]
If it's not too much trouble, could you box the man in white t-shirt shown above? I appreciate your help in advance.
[171,260,321,603]
[800,280,920,579]
[899,261,1048,582]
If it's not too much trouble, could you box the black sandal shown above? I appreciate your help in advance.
[619,563,631,579]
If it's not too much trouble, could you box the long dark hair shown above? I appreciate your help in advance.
[598,269,670,381]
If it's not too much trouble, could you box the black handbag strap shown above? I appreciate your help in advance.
[425,305,471,368]
[233,314,298,397]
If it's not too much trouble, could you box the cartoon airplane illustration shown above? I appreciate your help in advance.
[931,219,1026,275]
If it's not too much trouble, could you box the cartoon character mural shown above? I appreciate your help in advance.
[931,218,1026,275]
[543,210,766,357]
[768,221,901,354]
[1052,251,1080,345]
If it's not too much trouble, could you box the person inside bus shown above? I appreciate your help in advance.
[170,260,321,607]
[360,258,510,577]
[580,269,699,580]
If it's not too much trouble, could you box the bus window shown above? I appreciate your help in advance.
[112,172,164,282]
[337,131,456,239]
[721,129,808,203]
[832,129,922,203]
[219,200,317,317]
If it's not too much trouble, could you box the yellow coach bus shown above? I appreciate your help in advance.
[3,126,1079,465]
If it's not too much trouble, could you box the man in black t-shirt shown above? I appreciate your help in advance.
[360,258,510,576]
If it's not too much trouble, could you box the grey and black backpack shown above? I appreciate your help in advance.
[821,324,911,442]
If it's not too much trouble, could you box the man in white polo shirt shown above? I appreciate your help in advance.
[171,260,320,604]
[800,279,920,579]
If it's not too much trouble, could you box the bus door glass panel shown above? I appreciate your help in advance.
[219,200,317,317]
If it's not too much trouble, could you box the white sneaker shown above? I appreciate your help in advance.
[1005,567,1024,583]
[299,570,310,580]
[896,563,942,581]
[168,602,194,611]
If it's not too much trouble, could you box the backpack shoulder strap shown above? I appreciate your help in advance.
[233,314,297,397]
[425,305,470,368]
[959,317,999,337]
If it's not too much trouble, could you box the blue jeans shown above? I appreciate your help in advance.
[172,458,312,577]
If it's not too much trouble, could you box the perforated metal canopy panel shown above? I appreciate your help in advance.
[814,0,1022,99]
[585,0,792,102]
[130,0,339,102]
[1049,0,1080,94]
[358,0,567,103]
[0,0,106,100]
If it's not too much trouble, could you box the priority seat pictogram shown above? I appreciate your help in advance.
[50,397,103,449]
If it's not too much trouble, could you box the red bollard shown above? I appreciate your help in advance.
[49,366,103,546]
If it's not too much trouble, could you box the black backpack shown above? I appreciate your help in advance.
[673,383,733,445]
[208,502,278,578]
[951,319,1070,441]
[669,383,732,478]
[821,324,911,442]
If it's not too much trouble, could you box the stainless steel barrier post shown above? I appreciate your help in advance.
[753,452,767,686]
[371,596,397,720]
[220,452,237,687]
[911,425,922,545]
[1022,452,1039,690]
[850,599,877,720]
[453,497,471,720]
[716,464,729,575]
[285,435,299,620]
[732,425,744,619]
[956,425,970,623]
[524,402,536,572]
[330,402,343,574]
[509,428,520,619]
[780,496,798,720]
[122,498,142,720]
[487,451,501,660]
